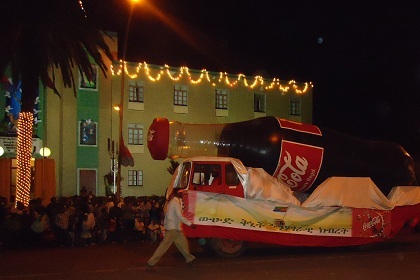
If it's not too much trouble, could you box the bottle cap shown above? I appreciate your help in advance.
[147,118,169,160]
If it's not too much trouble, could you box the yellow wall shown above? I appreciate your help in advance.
[108,63,313,197]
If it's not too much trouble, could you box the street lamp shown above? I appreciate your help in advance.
[39,147,51,158]
[116,0,139,198]
[122,0,140,61]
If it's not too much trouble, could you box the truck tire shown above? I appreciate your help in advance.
[209,238,245,258]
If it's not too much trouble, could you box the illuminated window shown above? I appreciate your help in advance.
[215,89,228,109]
[128,123,144,145]
[128,80,144,103]
[290,97,301,116]
[174,85,188,106]
[128,170,143,186]
[254,93,266,113]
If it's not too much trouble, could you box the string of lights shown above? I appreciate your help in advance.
[15,112,34,207]
[111,61,313,95]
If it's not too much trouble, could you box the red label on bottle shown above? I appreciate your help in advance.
[274,140,324,192]
[278,118,322,136]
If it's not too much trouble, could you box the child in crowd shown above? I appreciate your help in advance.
[80,214,92,246]
[134,214,146,242]
[148,219,160,242]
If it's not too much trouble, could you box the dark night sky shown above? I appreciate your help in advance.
[87,0,420,160]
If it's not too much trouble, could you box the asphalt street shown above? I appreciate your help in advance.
[0,232,419,280]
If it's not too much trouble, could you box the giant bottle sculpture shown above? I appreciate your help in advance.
[147,116,417,194]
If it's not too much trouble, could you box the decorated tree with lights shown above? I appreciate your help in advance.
[0,0,113,206]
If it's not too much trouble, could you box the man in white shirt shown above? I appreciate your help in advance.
[146,188,196,270]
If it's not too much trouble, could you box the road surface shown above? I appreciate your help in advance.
[0,232,419,280]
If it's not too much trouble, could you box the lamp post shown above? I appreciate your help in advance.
[107,138,117,194]
[39,146,51,200]
[116,0,139,198]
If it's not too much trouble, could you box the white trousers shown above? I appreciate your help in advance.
[147,229,195,266]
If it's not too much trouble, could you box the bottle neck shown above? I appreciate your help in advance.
[167,121,225,159]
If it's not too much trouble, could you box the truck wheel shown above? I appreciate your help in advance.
[209,238,245,258]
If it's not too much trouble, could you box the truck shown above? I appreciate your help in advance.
[167,156,420,257]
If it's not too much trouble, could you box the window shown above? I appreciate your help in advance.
[128,170,143,186]
[290,97,301,116]
[192,164,222,186]
[215,89,228,109]
[177,162,191,189]
[79,120,97,146]
[225,164,239,185]
[128,81,144,102]
[254,93,266,113]
[128,123,144,145]
[79,64,98,90]
[174,85,188,106]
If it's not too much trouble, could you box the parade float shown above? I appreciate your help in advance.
[147,117,420,257]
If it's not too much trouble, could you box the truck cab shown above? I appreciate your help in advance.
[168,157,247,257]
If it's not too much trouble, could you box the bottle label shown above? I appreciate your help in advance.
[274,141,324,192]
[275,118,324,192]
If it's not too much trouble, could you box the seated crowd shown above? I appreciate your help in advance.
[0,193,167,249]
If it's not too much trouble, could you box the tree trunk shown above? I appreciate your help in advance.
[15,112,33,207]
[15,75,38,207]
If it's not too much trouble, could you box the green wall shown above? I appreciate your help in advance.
[77,88,99,169]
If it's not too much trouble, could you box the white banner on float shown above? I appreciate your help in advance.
[188,191,353,238]
[186,191,393,239]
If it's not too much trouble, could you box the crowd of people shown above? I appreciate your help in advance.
[0,192,167,249]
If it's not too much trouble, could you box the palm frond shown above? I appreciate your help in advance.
[0,0,114,110]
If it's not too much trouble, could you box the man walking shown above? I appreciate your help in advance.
[146,188,196,270]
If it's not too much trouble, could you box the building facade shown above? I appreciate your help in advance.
[0,36,313,200]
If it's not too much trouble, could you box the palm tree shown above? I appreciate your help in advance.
[167,159,180,175]
[0,0,113,206]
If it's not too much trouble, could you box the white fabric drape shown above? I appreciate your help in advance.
[302,177,395,210]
